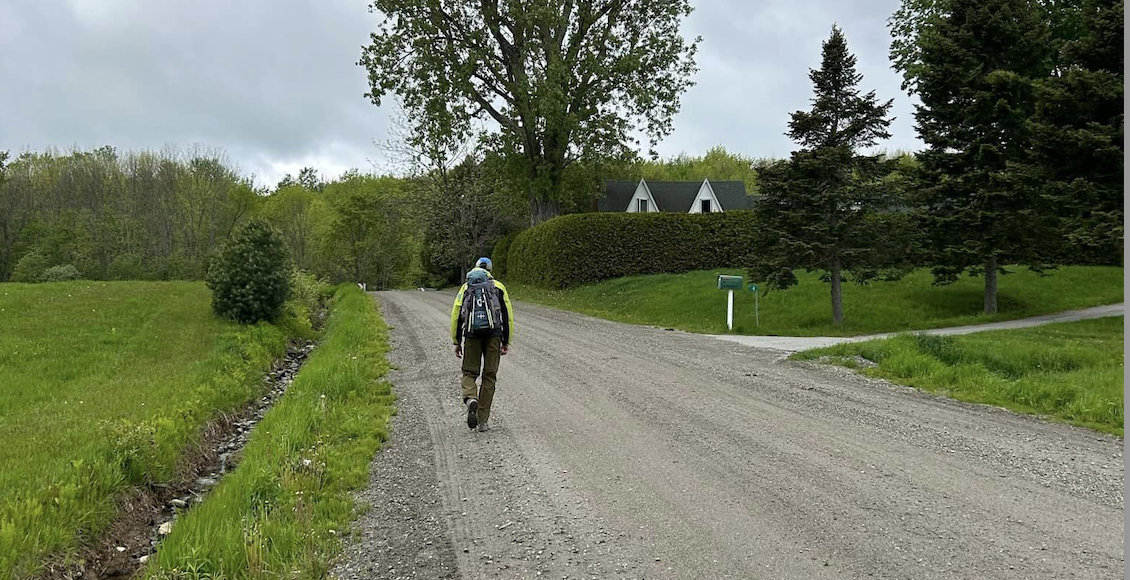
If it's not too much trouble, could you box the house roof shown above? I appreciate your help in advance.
[598,180,643,212]
[598,179,753,212]
[706,180,755,211]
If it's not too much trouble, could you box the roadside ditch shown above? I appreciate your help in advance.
[40,341,317,580]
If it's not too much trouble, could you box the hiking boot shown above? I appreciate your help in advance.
[466,399,479,429]
[476,422,491,432]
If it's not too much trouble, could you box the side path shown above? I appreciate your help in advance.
[710,303,1126,352]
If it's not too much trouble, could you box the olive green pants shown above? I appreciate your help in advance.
[461,336,501,424]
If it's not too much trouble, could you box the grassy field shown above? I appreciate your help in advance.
[0,282,295,580]
[146,285,396,580]
[794,317,1125,436]
[507,266,1124,336]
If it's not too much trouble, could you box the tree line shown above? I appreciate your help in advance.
[0,142,772,288]
[0,146,419,288]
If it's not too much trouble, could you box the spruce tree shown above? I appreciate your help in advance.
[205,219,292,323]
[1031,0,1124,264]
[892,0,1056,313]
[747,25,896,326]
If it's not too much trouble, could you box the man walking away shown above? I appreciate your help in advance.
[451,257,515,432]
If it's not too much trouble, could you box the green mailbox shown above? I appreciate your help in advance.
[717,275,743,290]
[717,275,743,331]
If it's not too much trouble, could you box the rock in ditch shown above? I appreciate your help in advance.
[169,498,187,509]
[158,521,174,536]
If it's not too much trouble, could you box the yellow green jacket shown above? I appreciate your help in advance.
[451,269,515,345]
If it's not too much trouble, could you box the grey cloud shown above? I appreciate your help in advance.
[0,0,922,186]
[1,0,387,185]
[662,0,922,158]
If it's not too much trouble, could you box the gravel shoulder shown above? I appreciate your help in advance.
[333,291,1124,580]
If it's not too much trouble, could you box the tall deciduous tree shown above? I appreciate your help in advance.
[418,156,509,284]
[747,26,897,326]
[891,0,1056,314]
[359,0,700,224]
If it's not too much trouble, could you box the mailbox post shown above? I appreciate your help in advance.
[748,283,759,328]
[717,275,743,331]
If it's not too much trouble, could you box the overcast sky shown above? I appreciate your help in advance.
[0,0,922,188]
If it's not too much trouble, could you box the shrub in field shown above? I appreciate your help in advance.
[206,219,292,323]
[107,254,150,280]
[42,264,82,282]
[10,250,50,282]
[507,211,762,288]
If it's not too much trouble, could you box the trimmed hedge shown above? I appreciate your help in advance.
[491,232,519,278]
[508,211,761,288]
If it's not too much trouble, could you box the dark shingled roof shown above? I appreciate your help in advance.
[598,179,753,212]
[707,181,755,211]
[598,180,640,212]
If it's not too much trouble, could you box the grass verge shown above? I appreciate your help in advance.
[507,266,1124,337]
[0,281,301,580]
[793,317,1124,436]
[145,284,395,580]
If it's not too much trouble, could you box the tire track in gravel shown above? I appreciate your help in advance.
[334,291,1123,580]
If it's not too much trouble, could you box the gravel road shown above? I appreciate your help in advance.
[332,291,1123,580]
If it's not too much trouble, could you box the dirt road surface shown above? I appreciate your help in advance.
[332,291,1123,580]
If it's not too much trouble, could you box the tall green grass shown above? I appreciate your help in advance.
[146,285,396,580]
[508,266,1124,336]
[794,317,1125,435]
[0,282,294,580]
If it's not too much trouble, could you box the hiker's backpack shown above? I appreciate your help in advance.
[461,271,504,337]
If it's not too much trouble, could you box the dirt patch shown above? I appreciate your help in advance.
[36,341,316,580]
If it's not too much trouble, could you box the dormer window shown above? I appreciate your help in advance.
[638,199,648,213]
[701,199,711,213]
